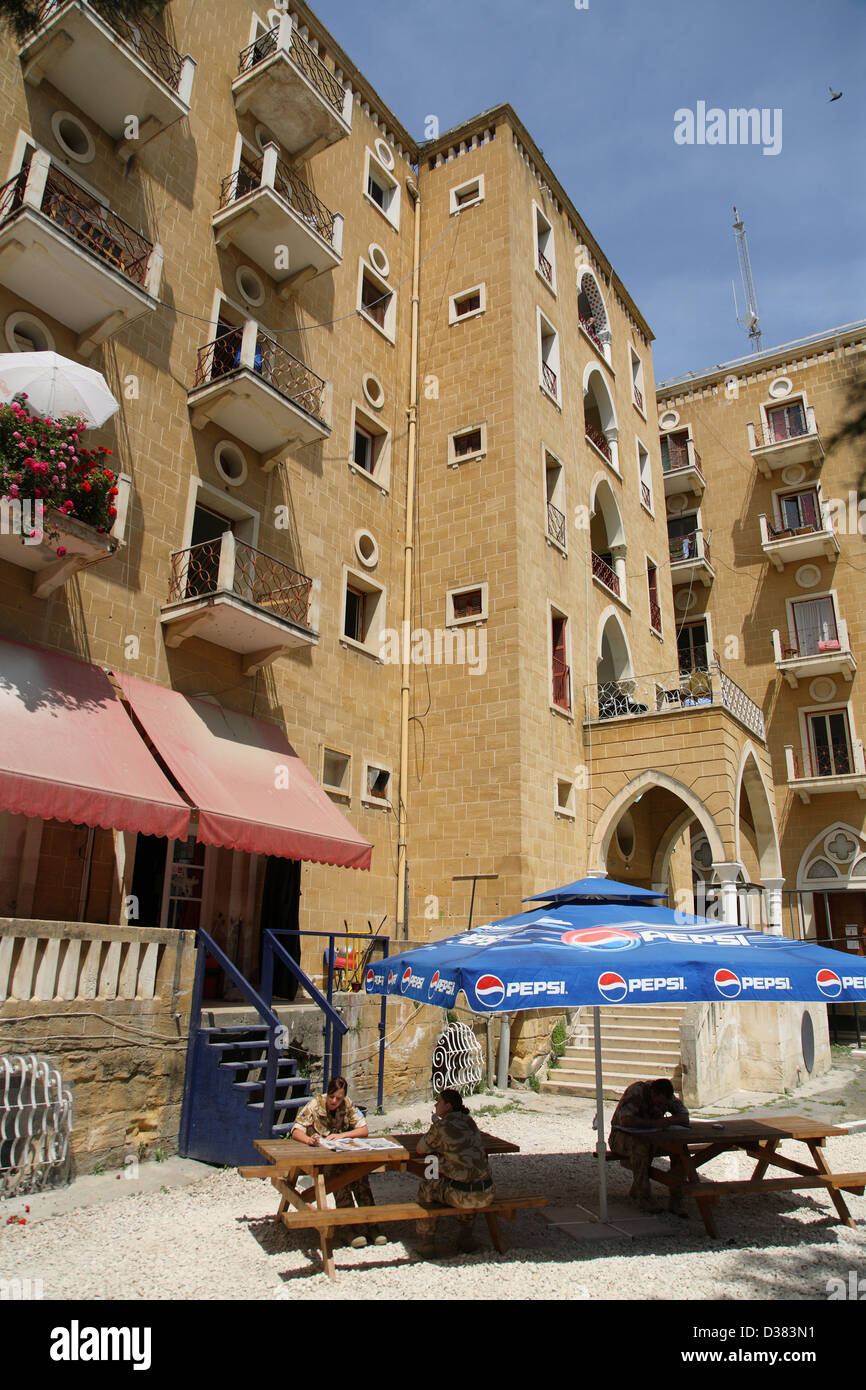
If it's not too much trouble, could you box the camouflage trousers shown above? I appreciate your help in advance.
[609,1132,685,1202]
[415,1177,494,1236]
[333,1175,375,1227]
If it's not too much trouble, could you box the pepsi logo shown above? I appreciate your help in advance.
[387,970,397,987]
[714,968,741,998]
[365,969,375,992]
[561,927,640,951]
[400,966,412,994]
[475,974,506,1009]
[816,968,842,999]
[597,971,628,1003]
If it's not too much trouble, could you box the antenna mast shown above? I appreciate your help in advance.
[732,205,762,352]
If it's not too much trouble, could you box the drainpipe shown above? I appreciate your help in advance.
[396,176,421,941]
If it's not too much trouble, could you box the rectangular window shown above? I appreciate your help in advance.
[453,588,483,620]
[630,347,645,413]
[638,443,652,512]
[768,401,807,443]
[449,176,484,213]
[791,597,838,656]
[534,205,556,291]
[341,568,386,656]
[555,777,575,819]
[364,150,400,229]
[365,765,391,801]
[660,430,690,474]
[778,489,820,532]
[551,613,570,711]
[449,284,485,323]
[808,710,852,777]
[360,273,389,327]
[545,450,566,551]
[353,425,373,472]
[677,621,709,673]
[321,748,351,798]
[538,310,560,404]
[446,582,488,626]
[344,586,367,643]
[448,424,486,465]
[647,561,661,634]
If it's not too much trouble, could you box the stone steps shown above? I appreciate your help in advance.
[540,1004,686,1101]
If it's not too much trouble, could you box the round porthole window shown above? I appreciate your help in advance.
[781,464,806,486]
[374,138,395,171]
[368,243,390,278]
[4,312,55,353]
[235,265,265,306]
[51,111,95,164]
[809,677,836,703]
[362,374,385,409]
[659,410,679,430]
[794,564,821,589]
[769,376,793,399]
[675,591,697,612]
[354,529,379,568]
[214,440,248,486]
[615,811,635,860]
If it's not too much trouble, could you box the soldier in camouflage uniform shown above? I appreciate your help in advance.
[609,1077,690,1215]
[415,1089,494,1255]
[292,1076,387,1248]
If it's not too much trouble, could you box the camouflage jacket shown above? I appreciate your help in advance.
[293,1093,364,1138]
[418,1110,492,1186]
[609,1081,689,1140]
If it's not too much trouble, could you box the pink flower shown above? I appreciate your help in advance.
[56,546,67,558]
[8,484,18,497]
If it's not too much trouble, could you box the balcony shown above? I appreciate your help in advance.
[759,512,839,570]
[0,152,161,354]
[749,407,824,475]
[537,249,553,287]
[188,321,329,468]
[19,0,195,157]
[661,437,704,496]
[585,663,765,741]
[633,383,644,413]
[232,16,351,159]
[213,146,343,291]
[772,621,856,687]
[0,504,118,598]
[669,530,713,587]
[579,311,604,354]
[541,361,559,403]
[546,501,566,550]
[786,742,866,803]
[591,550,620,597]
[162,533,319,674]
[585,421,613,465]
[552,655,571,712]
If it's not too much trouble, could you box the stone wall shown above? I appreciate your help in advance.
[681,1000,831,1107]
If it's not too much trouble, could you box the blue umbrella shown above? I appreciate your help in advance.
[365,880,866,1218]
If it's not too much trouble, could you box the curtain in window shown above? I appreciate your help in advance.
[793,598,837,655]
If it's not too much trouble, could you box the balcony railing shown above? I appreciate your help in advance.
[749,406,821,452]
[552,655,571,711]
[29,0,186,91]
[238,22,344,113]
[586,663,765,740]
[669,531,711,566]
[649,598,662,633]
[633,383,644,412]
[542,362,558,399]
[641,481,652,510]
[0,161,152,286]
[662,438,704,478]
[579,312,603,351]
[585,422,612,462]
[537,249,553,285]
[219,153,338,247]
[591,551,620,596]
[168,535,313,628]
[547,501,566,548]
[194,326,326,422]
[787,739,866,781]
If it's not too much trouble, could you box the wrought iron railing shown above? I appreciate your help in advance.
[591,551,619,595]
[537,248,553,284]
[669,531,711,566]
[168,536,313,627]
[219,154,338,245]
[649,598,662,633]
[542,362,558,398]
[767,518,822,540]
[237,23,345,113]
[193,327,326,421]
[633,383,644,411]
[753,406,817,449]
[547,501,566,548]
[661,438,703,477]
[29,0,186,91]
[0,162,153,285]
[552,655,571,710]
[579,312,603,350]
[641,481,652,510]
[585,421,612,462]
[586,662,766,740]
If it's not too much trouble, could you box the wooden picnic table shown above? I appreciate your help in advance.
[612,1114,866,1238]
[240,1129,534,1279]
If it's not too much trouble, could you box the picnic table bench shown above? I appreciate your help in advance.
[240,1129,544,1279]
[606,1114,865,1237]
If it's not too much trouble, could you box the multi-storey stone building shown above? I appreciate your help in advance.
[0,0,855,1163]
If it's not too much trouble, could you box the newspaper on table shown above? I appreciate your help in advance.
[317,1136,405,1153]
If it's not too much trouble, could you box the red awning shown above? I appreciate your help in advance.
[0,638,191,839]
[115,673,373,870]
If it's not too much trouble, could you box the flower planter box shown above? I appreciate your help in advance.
[0,507,117,598]
[817,640,841,653]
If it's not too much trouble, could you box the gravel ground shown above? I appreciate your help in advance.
[2,1078,865,1302]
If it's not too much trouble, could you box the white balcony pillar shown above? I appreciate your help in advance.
[23,149,50,209]
[712,861,741,926]
[761,877,785,936]
[331,211,344,256]
[216,531,236,592]
[261,142,280,190]
[276,12,293,52]
[784,744,797,781]
[145,242,163,299]
[610,543,627,595]
[341,86,353,128]
[178,55,197,106]
[239,317,259,369]
[855,739,866,775]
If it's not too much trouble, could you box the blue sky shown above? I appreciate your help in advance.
[312,0,865,382]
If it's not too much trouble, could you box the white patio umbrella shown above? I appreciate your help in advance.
[0,352,120,428]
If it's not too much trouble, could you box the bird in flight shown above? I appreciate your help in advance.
[828,86,843,102]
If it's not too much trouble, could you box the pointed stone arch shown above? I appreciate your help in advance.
[589,770,726,876]
[734,743,782,878]
[597,608,633,685]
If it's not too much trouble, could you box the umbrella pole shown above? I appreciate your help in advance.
[594,1006,608,1223]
